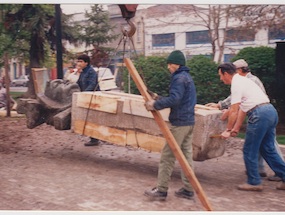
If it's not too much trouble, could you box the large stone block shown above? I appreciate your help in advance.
[71,91,227,161]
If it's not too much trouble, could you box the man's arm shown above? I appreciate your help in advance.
[219,95,231,110]
[205,95,231,110]
[230,108,246,137]
[221,103,239,138]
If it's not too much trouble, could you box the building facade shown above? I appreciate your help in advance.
[108,4,285,63]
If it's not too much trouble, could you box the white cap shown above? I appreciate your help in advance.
[233,59,248,68]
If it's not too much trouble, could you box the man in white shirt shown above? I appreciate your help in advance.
[217,62,285,191]
[207,59,284,181]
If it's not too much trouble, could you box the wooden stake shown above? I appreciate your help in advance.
[124,58,213,211]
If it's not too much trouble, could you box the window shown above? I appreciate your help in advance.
[186,54,212,60]
[269,26,285,40]
[225,29,255,42]
[186,30,211,45]
[152,33,175,47]
[224,54,236,63]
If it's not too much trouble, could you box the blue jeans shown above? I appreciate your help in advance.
[245,104,285,185]
[258,134,285,173]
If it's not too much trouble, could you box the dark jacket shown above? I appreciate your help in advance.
[154,66,196,126]
[77,65,100,92]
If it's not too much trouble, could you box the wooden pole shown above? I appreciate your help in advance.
[124,58,213,211]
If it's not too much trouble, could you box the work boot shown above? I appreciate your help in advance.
[237,183,263,192]
[268,174,282,182]
[84,139,100,146]
[276,182,285,190]
[175,188,194,200]
[144,187,167,201]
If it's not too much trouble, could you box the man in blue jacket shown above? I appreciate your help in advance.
[77,54,100,146]
[144,50,197,201]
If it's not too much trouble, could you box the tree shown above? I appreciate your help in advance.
[0,5,30,68]
[81,4,119,67]
[3,4,82,98]
[0,4,29,116]
[174,5,285,63]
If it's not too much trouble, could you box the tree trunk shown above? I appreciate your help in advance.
[23,32,44,99]
[4,52,11,117]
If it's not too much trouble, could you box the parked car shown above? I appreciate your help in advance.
[11,75,29,87]
[93,67,118,91]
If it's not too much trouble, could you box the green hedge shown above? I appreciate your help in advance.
[186,55,230,104]
[123,56,170,96]
[123,55,230,105]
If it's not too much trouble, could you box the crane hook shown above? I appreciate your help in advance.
[121,19,136,38]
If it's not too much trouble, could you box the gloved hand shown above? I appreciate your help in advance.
[205,102,220,109]
[147,89,161,100]
[145,100,156,111]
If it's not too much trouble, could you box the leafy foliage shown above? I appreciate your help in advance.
[123,55,170,96]
[2,4,83,68]
[123,55,230,105]
[81,4,119,66]
[186,55,230,104]
[1,4,84,98]
[82,5,118,47]
[0,4,30,66]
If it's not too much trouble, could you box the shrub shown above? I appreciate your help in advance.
[123,56,170,96]
[123,55,230,105]
[186,55,230,104]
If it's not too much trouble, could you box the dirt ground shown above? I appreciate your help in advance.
[0,116,285,212]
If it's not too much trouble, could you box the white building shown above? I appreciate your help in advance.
[108,4,285,63]
[0,58,25,82]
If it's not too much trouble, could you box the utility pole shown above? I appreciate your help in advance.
[55,4,63,79]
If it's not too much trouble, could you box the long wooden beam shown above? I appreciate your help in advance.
[124,58,213,211]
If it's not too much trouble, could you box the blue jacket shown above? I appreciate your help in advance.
[154,66,196,126]
[77,65,100,92]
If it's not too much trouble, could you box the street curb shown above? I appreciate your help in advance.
[0,110,25,118]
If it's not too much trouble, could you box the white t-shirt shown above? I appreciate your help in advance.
[231,74,269,112]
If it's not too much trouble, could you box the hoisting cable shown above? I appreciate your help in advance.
[119,19,157,150]
[119,19,142,148]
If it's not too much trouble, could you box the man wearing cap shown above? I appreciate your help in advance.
[144,50,197,201]
[206,59,284,181]
[206,59,266,110]
[217,62,285,191]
